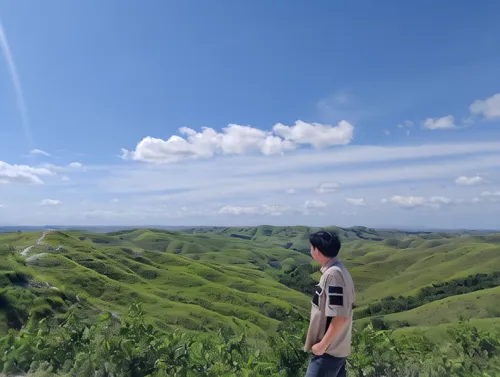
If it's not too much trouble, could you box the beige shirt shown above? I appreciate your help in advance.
[304,258,355,358]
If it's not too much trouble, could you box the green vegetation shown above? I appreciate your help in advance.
[355,271,500,320]
[1,225,500,376]
[0,230,311,341]
[278,264,320,295]
[2,303,500,376]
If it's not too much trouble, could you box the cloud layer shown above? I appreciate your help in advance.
[121,120,354,164]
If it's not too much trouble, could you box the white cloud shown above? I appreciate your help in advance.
[273,120,353,148]
[428,196,454,208]
[381,195,460,209]
[470,93,500,119]
[0,204,5,208]
[0,161,53,184]
[68,162,83,169]
[304,200,327,209]
[111,198,120,203]
[346,198,367,207]
[121,120,353,164]
[40,199,61,206]
[381,195,427,208]
[383,130,391,136]
[481,191,500,201]
[285,188,296,194]
[316,182,341,194]
[397,120,414,129]
[422,115,457,130]
[218,204,291,216]
[61,176,71,182]
[303,200,328,215]
[40,162,84,173]
[30,149,50,156]
[455,176,485,186]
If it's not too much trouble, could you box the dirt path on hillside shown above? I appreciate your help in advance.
[20,230,52,256]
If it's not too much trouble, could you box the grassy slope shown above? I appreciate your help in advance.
[193,226,500,332]
[0,229,310,339]
[2,226,500,340]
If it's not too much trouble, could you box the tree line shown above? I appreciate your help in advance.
[355,272,500,320]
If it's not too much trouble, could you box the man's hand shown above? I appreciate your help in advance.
[311,342,328,356]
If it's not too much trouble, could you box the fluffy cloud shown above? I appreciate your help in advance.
[422,115,456,130]
[346,198,367,206]
[455,176,485,186]
[40,199,61,206]
[68,162,83,169]
[470,93,500,119]
[381,195,458,209]
[316,182,341,194]
[0,161,53,184]
[272,120,353,148]
[121,120,354,164]
[30,149,50,156]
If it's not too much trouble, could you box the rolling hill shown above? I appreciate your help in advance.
[1,225,500,341]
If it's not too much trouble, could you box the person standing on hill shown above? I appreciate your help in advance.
[304,230,355,377]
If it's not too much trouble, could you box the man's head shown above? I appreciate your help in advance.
[309,230,341,263]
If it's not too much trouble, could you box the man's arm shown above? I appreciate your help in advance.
[312,316,348,355]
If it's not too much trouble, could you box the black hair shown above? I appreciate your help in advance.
[309,230,341,258]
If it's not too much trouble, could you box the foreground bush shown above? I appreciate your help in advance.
[1,304,500,376]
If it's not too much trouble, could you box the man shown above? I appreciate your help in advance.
[304,230,355,377]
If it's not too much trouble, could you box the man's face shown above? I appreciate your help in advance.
[310,245,321,262]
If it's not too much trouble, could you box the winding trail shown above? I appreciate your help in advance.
[21,230,52,256]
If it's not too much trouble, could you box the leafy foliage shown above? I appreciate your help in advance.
[1,304,500,377]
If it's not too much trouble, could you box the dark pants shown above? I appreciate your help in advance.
[305,354,346,377]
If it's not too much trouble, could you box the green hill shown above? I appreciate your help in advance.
[2,226,500,337]
[2,225,500,376]
[0,229,311,340]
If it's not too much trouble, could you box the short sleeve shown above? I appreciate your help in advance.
[324,270,352,318]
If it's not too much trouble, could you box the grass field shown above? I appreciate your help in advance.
[1,225,500,342]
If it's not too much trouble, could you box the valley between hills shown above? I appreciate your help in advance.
[1,225,500,376]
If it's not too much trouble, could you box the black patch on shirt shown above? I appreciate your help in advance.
[325,316,333,333]
[329,294,343,307]
[312,286,322,306]
[328,286,343,294]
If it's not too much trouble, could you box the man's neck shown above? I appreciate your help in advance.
[320,257,338,273]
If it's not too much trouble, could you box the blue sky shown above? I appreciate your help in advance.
[1,0,500,228]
